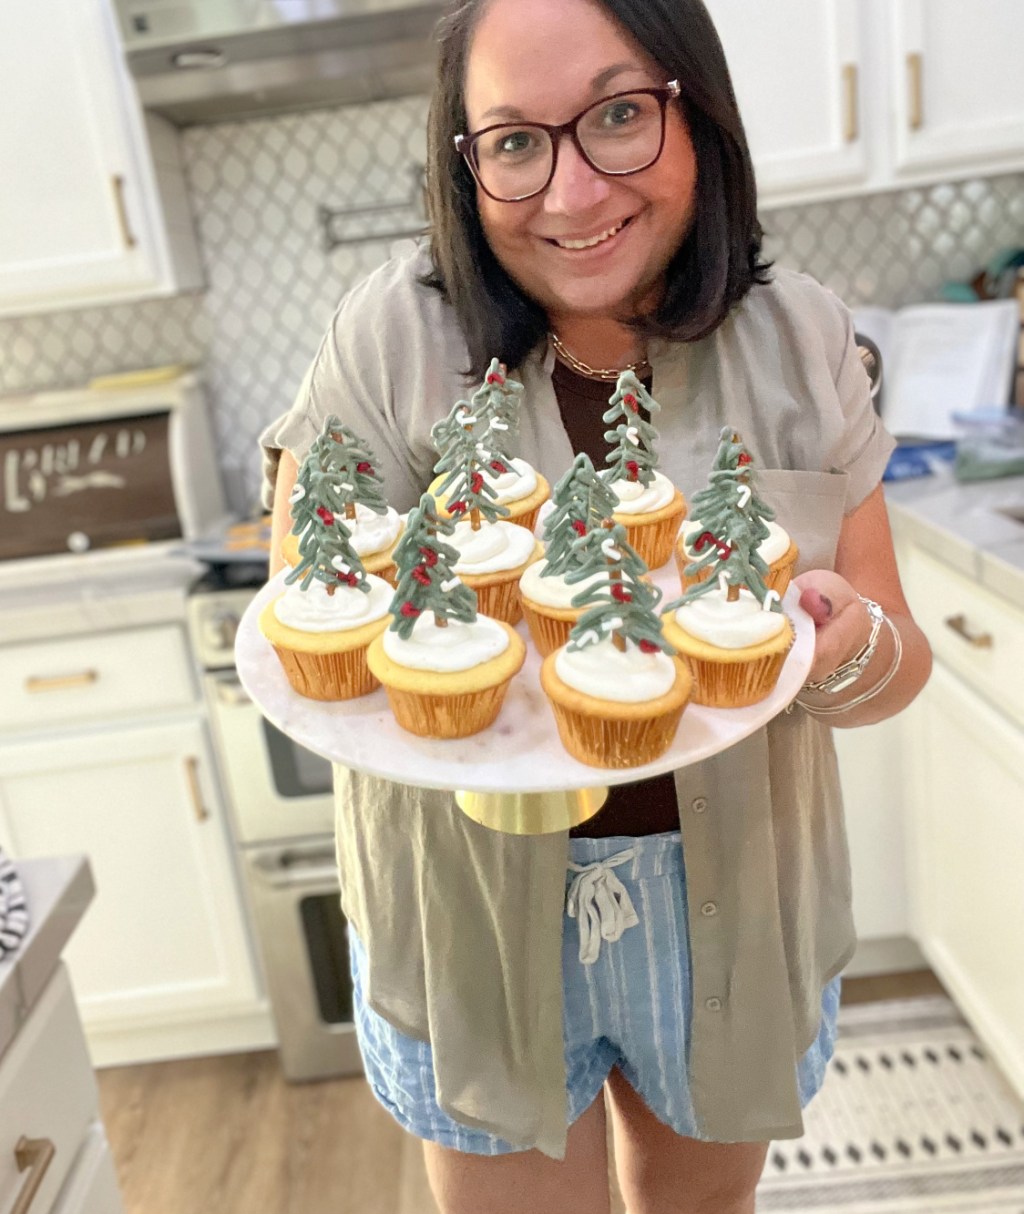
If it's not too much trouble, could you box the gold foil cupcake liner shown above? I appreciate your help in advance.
[521,601,578,657]
[507,502,542,535]
[382,682,512,739]
[683,648,790,708]
[464,574,525,626]
[674,539,798,599]
[619,507,686,570]
[271,642,379,701]
[547,700,687,769]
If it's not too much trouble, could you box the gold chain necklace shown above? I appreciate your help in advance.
[549,332,649,382]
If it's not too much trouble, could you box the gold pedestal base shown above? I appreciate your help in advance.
[455,786,608,835]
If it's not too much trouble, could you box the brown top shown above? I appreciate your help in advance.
[551,356,681,838]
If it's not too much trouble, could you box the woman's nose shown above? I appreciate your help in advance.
[542,135,612,215]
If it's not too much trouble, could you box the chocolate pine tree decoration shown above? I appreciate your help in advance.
[542,453,619,577]
[566,522,672,656]
[286,457,369,595]
[429,398,476,457]
[468,358,524,459]
[388,493,477,639]
[675,427,778,608]
[433,417,510,532]
[321,415,389,522]
[602,369,661,488]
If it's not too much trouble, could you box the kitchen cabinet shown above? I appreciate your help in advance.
[0,0,202,318]
[0,963,124,1214]
[707,0,1024,208]
[0,620,272,1066]
[900,541,1024,1101]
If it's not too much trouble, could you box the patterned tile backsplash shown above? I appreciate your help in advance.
[1,94,1022,513]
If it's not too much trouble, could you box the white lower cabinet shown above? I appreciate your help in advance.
[0,964,123,1214]
[906,661,1024,1098]
[0,718,260,1036]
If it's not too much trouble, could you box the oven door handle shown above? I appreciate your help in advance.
[250,849,339,889]
[215,676,252,706]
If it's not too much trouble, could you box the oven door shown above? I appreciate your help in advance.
[244,841,363,1081]
[205,670,335,843]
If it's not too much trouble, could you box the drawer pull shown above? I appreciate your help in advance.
[185,756,210,823]
[111,173,138,248]
[24,670,99,694]
[907,51,924,130]
[842,63,858,142]
[944,614,993,649]
[13,1136,55,1214]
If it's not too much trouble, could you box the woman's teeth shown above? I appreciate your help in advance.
[553,219,627,250]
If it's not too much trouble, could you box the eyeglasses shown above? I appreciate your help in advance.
[455,81,681,203]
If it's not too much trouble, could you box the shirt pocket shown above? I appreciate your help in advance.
[757,469,849,574]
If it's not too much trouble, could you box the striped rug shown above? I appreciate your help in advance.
[757,995,1024,1212]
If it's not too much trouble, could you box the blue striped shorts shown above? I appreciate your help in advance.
[349,830,842,1155]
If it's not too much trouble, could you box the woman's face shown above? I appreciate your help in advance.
[462,0,697,325]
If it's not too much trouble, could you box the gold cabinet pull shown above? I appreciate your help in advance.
[13,1136,55,1214]
[185,756,210,822]
[25,670,98,694]
[944,613,993,649]
[907,52,924,130]
[111,173,138,248]
[842,63,859,142]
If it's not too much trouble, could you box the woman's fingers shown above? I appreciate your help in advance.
[793,570,872,685]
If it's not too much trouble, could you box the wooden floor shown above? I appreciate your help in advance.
[97,970,947,1214]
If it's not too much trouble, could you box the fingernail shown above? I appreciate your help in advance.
[819,594,833,618]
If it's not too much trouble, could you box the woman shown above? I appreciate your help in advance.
[261,0,932,1209]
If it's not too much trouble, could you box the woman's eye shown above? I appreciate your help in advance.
[601,101,640,127]
[493,129,537,157]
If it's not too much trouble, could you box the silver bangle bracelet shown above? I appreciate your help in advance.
[796,614,903,716]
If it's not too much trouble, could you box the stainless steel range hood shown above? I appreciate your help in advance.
[114,0,445,125]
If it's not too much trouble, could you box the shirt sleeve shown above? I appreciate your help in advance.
[823,289,896,513]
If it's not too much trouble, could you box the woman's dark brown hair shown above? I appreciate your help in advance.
[422,0,772,379]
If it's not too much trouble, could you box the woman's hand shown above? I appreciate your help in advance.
[792,569,872,686]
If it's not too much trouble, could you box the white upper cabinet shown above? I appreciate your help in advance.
[707,0,1024,208]
[0,0,202,317]
[706,0,867,204]
[887,0,1024,181]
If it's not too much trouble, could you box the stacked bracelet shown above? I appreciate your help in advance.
[796,599,903,717]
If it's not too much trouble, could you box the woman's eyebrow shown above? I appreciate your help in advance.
[478,62,646,123]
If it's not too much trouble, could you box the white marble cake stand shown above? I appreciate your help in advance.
[236,564,814,831]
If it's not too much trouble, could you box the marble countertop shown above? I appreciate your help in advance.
[885,469,1024,611]
[0,855,94,1063]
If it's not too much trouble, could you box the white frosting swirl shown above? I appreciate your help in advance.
[484,455,538,505]
[449,519,537,574]
[326,502,402,556]
[673,586,788,649]
[608,469,675,515]
[382,611,510,671]
[274,574,392,633]
[520,559,634,609]
[555,636,677,702]
[681,518,790,566]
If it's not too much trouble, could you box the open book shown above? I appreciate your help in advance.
[852,300,1019,440]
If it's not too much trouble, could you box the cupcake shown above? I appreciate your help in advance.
[661,428,794,707]
[428,360,549,533]
[366,493,526,738]
[540,522,691,768]
[599,370,686,568]
[674,517,798,597]
[520,452,623,656]
[661,580,794,708]
[281,416,403,583]
[673,429,797,596]
[261,453,390,700]
[430,385,541,625]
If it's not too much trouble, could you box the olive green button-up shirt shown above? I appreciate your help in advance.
[260,247,895,1159]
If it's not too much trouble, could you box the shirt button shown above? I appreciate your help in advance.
[700,901,718,917]
[691,797,708,813]
[705,996,723,1011]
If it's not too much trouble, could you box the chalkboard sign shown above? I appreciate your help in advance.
[1,410,182,560]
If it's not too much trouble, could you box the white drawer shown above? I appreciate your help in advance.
[0,626,196,732]
[902,546,1024,728]
[52,1124,124,1214]
[0,964,98,1214]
